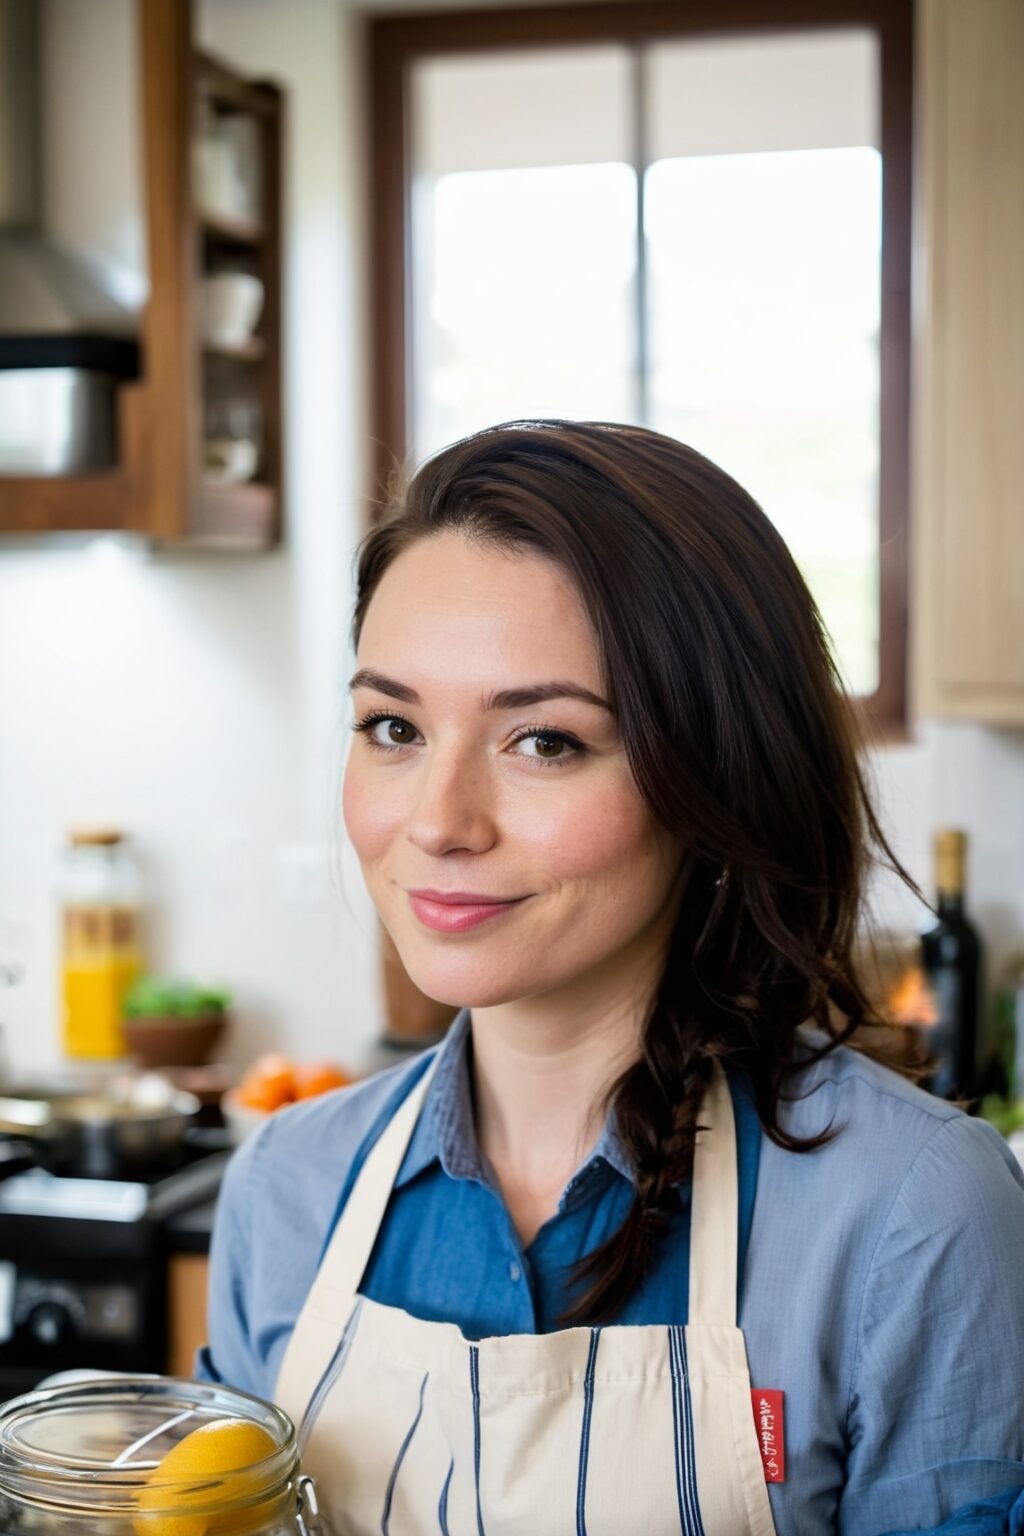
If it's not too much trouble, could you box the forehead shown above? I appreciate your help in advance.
[357,533,603,690]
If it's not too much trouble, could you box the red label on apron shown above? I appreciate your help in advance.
[751,1389,785,1482]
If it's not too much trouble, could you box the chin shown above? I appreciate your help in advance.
[394,947,528,1011]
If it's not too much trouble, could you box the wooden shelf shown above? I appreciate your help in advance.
[0,473,133,535]
[0,384,146,537]
[195,50,279,118]
[141,2,283,548]
[202,336,266,362]
[189,31,283,549]
[199,208,267,247]
[0,5,283,548]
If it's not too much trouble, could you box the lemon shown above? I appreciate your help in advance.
[133,1417,277,1536]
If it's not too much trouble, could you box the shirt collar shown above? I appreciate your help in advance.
[394,1007,636,1192]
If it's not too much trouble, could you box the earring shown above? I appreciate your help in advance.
[713,867,730,889]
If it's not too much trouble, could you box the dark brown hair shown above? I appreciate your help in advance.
[351,419,921,1326]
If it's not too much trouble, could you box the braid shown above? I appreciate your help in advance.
[558,921,718,1326]
[558,851,906,1328]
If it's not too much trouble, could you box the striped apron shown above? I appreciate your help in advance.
[275,1057,778,1536]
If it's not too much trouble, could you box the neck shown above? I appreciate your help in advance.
[468,947,664,1206]
[471,1008,635,1177]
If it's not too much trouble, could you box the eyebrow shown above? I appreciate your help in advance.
[348,668,613,713]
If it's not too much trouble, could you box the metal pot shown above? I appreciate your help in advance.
[0,1076,201,1180]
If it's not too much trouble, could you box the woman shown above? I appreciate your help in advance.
[199,420,1024,1534]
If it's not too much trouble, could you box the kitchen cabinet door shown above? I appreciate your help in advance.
[167,1253,209,1378]
[912,0,1024,724]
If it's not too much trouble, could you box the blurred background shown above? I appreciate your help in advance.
[0,0,1021,1387]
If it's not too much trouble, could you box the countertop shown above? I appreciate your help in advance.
[166,1196,217,1255]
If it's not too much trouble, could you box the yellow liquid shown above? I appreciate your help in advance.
[61,904,143,1059]
[61,955,141,1059]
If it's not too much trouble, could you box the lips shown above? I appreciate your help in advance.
[407,890,526,933]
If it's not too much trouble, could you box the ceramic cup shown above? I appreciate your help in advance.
[200,273,265,345]
[203,437,259,484]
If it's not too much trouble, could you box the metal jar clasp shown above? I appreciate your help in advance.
[296,1473,324,1535]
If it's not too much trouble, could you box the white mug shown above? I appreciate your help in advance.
[200,274,265,345]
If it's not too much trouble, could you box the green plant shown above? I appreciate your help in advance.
[979,1094,1024,1138]
[123,975,232,1020]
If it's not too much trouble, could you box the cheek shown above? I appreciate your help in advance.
[341,758,394,860]
[515,775,665,889]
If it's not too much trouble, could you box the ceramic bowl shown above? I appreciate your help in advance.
[121,1011,227,1069]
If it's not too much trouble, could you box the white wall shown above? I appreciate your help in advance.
[0,0,380,1078]
[865,722,1024,991]
[0,0,1022,1085]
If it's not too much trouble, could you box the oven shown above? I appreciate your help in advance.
[0,1134,227,1400]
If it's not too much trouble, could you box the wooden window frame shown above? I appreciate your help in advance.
[368,0,913,737]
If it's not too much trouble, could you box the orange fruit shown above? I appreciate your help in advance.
[293,1062,351,1099]
[236,1053,296,1112]
[133,1418,277,1536]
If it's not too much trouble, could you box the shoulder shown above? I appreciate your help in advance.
[788,1029,963,1127]
[742,1034,1024,1467]
[784,1032,1006,1151]
[761,1034,1024,1246]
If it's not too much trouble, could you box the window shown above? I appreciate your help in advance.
[371,2,911,727]
[409,48,637,453]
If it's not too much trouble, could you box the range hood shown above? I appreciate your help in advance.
[0,0,139,475]
[0,0,138,353]
[0,237,138,361]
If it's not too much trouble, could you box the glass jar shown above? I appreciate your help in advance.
[58,829,145,1060]
[0,1376,324,1535]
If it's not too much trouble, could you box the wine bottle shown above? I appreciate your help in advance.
[919,829,983,1102]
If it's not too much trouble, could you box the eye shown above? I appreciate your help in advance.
[508,725,585,768]
[351,711,419,751]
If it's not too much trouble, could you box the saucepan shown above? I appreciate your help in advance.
[0,1074,201,1181]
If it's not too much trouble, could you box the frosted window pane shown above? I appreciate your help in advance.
[646,147,882,695]
[411,164,638,463]
[648,30,878,158]
[413,47,633,174]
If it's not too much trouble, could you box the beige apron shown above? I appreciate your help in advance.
[275,1054,778,1536]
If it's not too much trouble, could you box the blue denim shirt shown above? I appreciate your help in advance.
[198,1010,1024,1534]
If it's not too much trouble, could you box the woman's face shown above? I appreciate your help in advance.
[343,532,685,1014]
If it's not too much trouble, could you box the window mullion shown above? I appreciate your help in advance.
[631,44,650,427]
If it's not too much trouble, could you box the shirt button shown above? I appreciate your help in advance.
[508,1261,522,1283]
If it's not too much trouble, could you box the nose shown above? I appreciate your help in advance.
[405,743,497,858]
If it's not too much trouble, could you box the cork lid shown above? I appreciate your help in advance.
[68,829,125,847]
[935,828,968,897]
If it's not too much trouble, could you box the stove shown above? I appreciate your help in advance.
[0,1130,229,1400]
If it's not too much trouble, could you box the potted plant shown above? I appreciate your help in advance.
[122,976,232,1068]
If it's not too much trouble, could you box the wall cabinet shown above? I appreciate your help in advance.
[0,0,283,549]
[912,0,1024,724]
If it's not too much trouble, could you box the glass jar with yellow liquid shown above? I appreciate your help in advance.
[0,1375,325,1534]
[59,829,145,1060]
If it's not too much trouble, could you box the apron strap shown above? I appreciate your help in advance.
[275,1051,442,1421]
[687,1060,739,1329]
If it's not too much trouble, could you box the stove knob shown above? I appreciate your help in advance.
[27,1302,73,1349]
